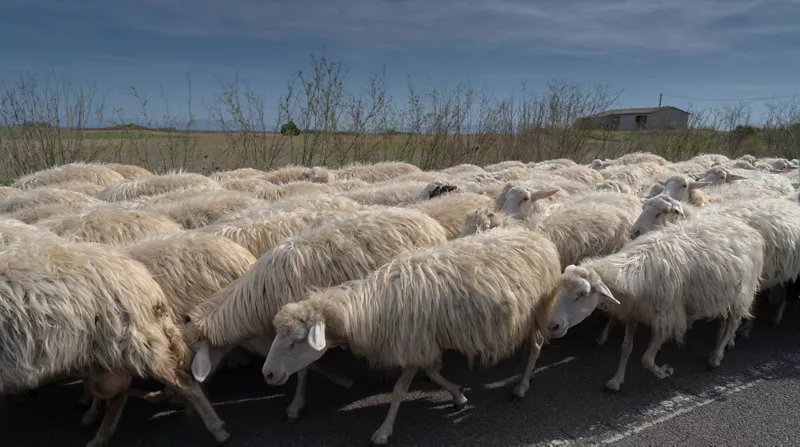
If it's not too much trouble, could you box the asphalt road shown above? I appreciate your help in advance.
[4,300,800,447]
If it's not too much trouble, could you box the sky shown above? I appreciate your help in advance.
[2,0,799,130]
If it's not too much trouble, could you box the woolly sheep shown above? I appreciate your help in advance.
[35,208,183,246]
[630,194,800,331]
[440,163,485,175]
[189,207,449,423]
[483,160,528,172]
[328,178,371,192]
[494,176,591,211]
[217,193,362,222]
[488,166,541,182]
[99,172,222,202]
[408,192,495,239]
[614,151,669,166]
[547,214,764,391]
[297,167,336,183]
[262,165,309,185]
[596,180,635,195]
[149,190,266,229]
[499,186,561,219]
[196,210,329,257]
[209,167,266,183]
[699,167,795,196]
[0,186,22,198]
[12,162,125,190]
[547,165,605,186]
[335,161,422,183]
[532,158,579,170]
[600,162,678,194]
[0,238,229,446]
[103,163,154,180]
[7,203,91,224]
[654,175,712,206]
[689,153,730,168]
[0,218,59,245]
[341,180,432,206]
[220,176,279,193]
[667,160,710,175]
[418,180,460,201]
[262,227,561,444]
[49,181,106,197]
[0,188,100,214]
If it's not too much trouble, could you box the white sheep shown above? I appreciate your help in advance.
[209,167,266,183]
[341,180,433,206]
[630,193,800,332]
[0,218,59,245]
[35,208,183,246]
[596,180,635,195]
[699,166,795,196]
[147,190,266,229]
[189,207,449,423]
[440,163,485,175]
[262,226,561,445]
[548,214,764,392]
[600,162,678,194]
[296,166,336,183]
[220,193,362,222]
[98,172,222,202]
[483,160,528,172]
[0,188,100,215]
[334,161,422,183]
[12,162,125,190]
[0,186,21,198]
[103,163,154,180]
[408,191,495,239]
[0,238,229,446]
[262,165,309,184]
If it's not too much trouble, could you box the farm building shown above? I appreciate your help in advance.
[574,106,690,131]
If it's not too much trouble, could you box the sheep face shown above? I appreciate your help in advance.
[459,207,502,237]
[548,265,620,338]
[770,159,798,173]
[419,180,458,201]
[590,159,611,170]
[263,304,329,386]
[499,186,558,219]
[660,176,710,202]
[630,194,685,239]
[700,167,747,185]
[645,183,664,199]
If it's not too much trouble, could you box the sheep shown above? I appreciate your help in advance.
[335,161,422,183]
[341,180,432,206]
[262,226,561,444]
[328,178,370,192]
[297,167,336,183]
[600,162,678,194]
[262,165,309,185]
[99,172,222,202]
[440,164,485,175]
[498,186,561,219]
[547,165,605,186]
[0,218,59,245]
[7,203,90,224]
[532,158,579,170]
[0,238,229,446]
[689,153,730,168]
[148,190,266,229]
[614,151,669,166]
[699,167,795,196]
[0,186,22,198]
[244,181,336,202]
[48,181,106,197]
[483,160,528,172]
[596,180,635,195]
[12,162,125,190]
[630,194,800,332]
[547,214,764,392]
[487,166,540,182]
[668,160,710,175]
[407,192,496,239]
[196,210,329,257]
[0,188,100,214]
[35,208,183,246]
[189,207,449,423]
[494,176,591,211]
[103,163,154,180]
[418,180,460,201]
[220,176,279,193]
[654,175,712,206]
[209,167,266,183]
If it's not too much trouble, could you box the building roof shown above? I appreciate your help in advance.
[585,106,690,118]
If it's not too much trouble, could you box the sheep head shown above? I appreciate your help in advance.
[459,207,503,237]
[263,301,331,386]
[630,194,686,239]
[548,265,620,339]
[499,185,559,219]
[419,180,459,201]
[660,175,710,202]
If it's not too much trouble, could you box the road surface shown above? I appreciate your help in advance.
[4,306,800,446]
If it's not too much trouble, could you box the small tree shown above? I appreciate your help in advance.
[280,120,300,136]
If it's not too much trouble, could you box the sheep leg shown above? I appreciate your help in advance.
[606,320,637,392]
[738,318,754,338]
[308,363,354,388]
[770,284,788,327]
[424,366,467,410]
[285,368,307,423]
[82,397,104,426]
[85,394,128,447]
[513,329,545,399]
[371,367,418,446]
[596,315,615,347]
[709,315,741,369]
[641,328,673,379]
[171,373,230,444]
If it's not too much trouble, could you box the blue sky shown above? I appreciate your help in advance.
[2,0,799,129]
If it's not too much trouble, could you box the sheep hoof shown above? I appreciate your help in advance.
[370,430,391,445]
[285,414,301,424]
[604,381,622,393]
[453,397,468,411]
[214,429,231,444]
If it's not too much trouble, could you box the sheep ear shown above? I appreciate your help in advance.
[657,180,666,186]
[307,322,327,351]
[689,181,711,190]
[728,174,747,181]
[593,283,620,305]
[192,341,213,382]
[532,189,559,201]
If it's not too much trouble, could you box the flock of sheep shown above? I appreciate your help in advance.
[1,152,798,446]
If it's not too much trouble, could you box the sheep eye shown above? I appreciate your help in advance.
[522,197,530,201]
